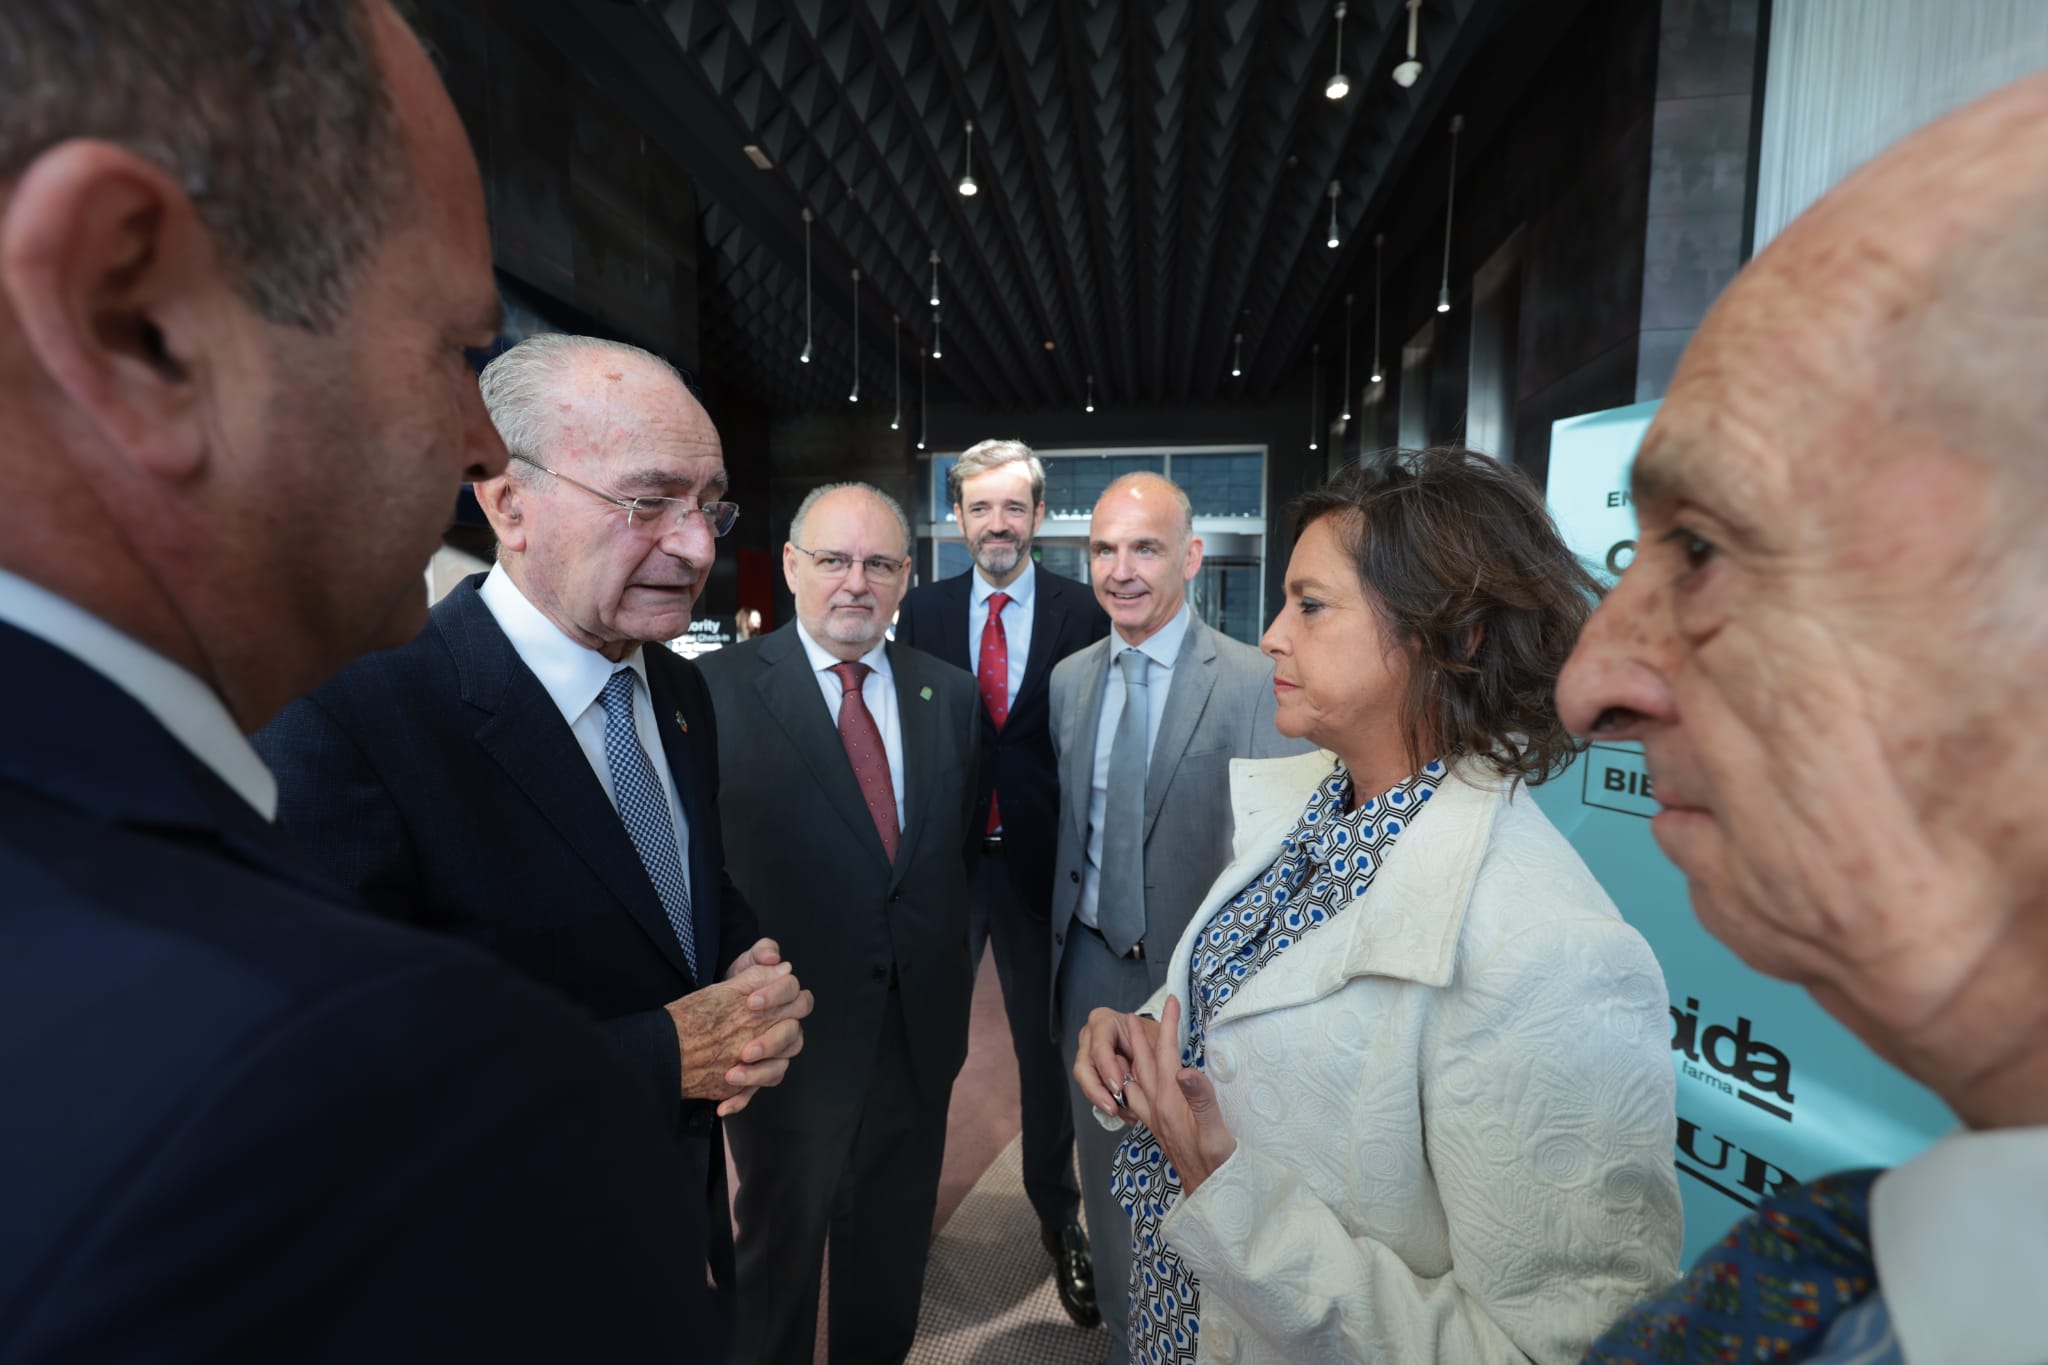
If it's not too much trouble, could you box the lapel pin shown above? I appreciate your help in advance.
[919,686,933,701]
[673,710,689,734]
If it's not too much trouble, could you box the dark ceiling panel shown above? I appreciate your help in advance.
[518,0,1548,415]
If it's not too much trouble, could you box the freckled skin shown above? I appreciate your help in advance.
[1555,73,2048,1130]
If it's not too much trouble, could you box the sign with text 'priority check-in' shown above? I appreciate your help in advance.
[1534,401,1954,1266]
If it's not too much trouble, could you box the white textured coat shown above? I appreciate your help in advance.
[1138,750,1682,1364]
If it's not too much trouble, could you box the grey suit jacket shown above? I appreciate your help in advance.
[1047,612,1311,1016]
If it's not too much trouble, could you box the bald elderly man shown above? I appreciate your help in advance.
[1565,73,2048,1365]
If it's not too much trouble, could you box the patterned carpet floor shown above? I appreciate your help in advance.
[908,1134,1110,1365]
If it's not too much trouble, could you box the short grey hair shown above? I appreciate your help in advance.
[790,482,914,557]
[1100,471,1195,539]
[478,333,686,479]
[0,0,407,332]
[947,438,1046,509]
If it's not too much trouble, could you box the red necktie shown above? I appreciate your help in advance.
[829,661,898,862]
[978,592,1011,834]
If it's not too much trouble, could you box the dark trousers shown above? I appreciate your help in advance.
[1057,924,1156,1365]
[968,848,1081,1237]
[728,993,952,1365]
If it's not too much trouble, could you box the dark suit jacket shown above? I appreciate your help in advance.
[694,625,979,1113]
[0,621,712,1361]
[253,574,757,1285]
[895,564,1108,912]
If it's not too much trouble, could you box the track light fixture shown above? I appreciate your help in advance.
[1326,180,1341,249]
[847,268,861,403]
[917,346,928,451]
[1309,343,1321,452]
[1340,293,1353,422]
[929,249,941,308]
[1325,2,1351,100]
[1231,332,1243,379]
[1085,373,1095,413]
[1393,0,1424,88]
[1438,114,1462,314]
[957,120,978,197]
[890,313,901,430]
[1370,233,1385,383]
[799,207,813,364]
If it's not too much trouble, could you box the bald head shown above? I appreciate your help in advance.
[1089,472,1201,645]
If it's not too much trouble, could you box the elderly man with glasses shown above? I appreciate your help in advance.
[255,332,812,1329]
[696,482,982,1365]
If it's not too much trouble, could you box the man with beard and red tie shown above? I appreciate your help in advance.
[897,439,1110,1329]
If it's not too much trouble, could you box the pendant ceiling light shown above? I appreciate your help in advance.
[1370,233,1385,384]
[799,207,813,364]
[1326,180,1341,249]
[1085,373,1095,414]
[1325,2,1351,100]
[957,120,978,197]
[928,249,941,308]
[1438,114,1463,313]
[1230,331,1243,379]
[931,307,943,360]
[847,268,861,403]
[1309,343,1321,452]
[1393,0,1424,87]
[1340,292,1353,422]
[890,313,902,431]
[917,346,928,451]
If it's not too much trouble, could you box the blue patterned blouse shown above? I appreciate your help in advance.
[1110,756,1446,1365]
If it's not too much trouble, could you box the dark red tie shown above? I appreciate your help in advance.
[829,661,898,862]
[978,592,1011,834]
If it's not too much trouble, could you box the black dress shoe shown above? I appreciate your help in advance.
[1042,1221,1101,1328]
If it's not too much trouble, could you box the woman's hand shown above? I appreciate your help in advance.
[1073,1006,1162,1120]
[1122,995,1237,1195]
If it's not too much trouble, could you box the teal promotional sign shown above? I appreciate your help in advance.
[1537,402,1954,1265]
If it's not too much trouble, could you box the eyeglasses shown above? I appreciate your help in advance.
[510,453,739,537]
[790,543,910,579]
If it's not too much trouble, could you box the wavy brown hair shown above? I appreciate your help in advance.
[1290,447,1600,786]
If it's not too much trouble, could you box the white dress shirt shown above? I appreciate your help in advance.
[968,559,1035,709]
[1077,601,1191,929]
[1860,1122,2048,1365]
[795,621,908,833]
[479,564,691,894]
[0,566,278,818]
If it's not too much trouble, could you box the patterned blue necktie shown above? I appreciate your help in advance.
[599,669,697,980]
[1586,1168,1882,1364]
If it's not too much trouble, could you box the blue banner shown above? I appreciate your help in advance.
[1538,402,1953,1265]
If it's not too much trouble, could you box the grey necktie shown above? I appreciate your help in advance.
[1096,647,1150,957]
[599,669,698,980]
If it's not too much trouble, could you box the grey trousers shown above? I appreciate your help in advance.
[1057,923,1157,1365]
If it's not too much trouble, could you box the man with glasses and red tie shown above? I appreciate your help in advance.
[696,483,981,1365]
[256,332,812,1333]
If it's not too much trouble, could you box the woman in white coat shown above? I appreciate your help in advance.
[1075,448,1682,1365]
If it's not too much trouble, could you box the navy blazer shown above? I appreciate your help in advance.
[0,621,714,1360]
[253,574,758,1288]
[894,565,1108,913]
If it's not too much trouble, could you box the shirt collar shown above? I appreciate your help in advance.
[971,559,1036,612]
[0,566,279,819]
[1115,599,1191,671]
[794,619,892,681]
[479,562,648,728]
[1872,1123,2048,1365]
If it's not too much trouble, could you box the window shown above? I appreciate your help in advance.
[1172,450,1264,518]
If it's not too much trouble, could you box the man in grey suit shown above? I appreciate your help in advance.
[1048,472,1310,1359]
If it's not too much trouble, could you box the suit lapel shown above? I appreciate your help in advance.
[1143,616,1220,839]
[647,656,717,982]
[1016,571,1065,708]
[1061,638,1112,846]
[942,573,975,671]
[887,644,938,886]
[751,626,892,867]
[442,587,697,982]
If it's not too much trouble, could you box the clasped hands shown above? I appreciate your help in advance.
[668,938,814,1117]
[1074,995,1237,1195]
